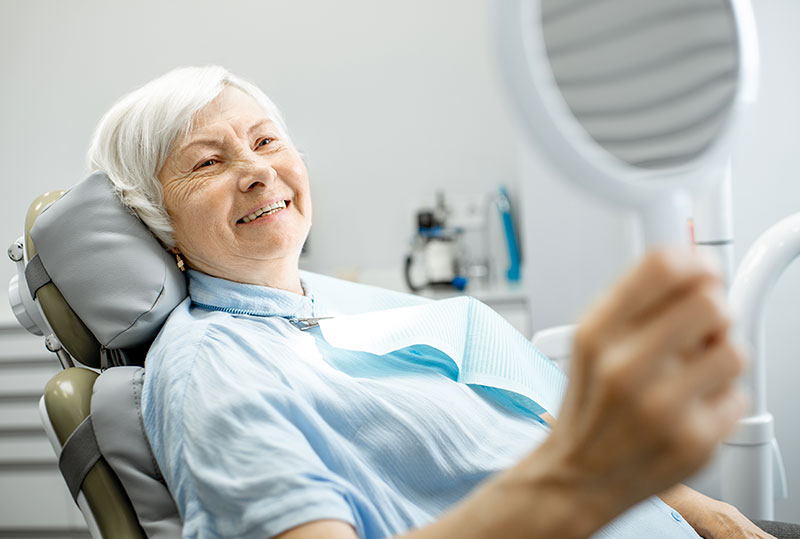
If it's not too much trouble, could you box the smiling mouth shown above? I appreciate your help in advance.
[238,200,289,223]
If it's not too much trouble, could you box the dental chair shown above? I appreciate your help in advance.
[7,172,187,538]
[9,172,573,539]
[9,173,562,539]
[12,173,800,539]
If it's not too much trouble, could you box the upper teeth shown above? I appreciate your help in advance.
[242,200,286,223]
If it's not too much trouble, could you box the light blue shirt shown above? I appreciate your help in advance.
[142,270,701,539]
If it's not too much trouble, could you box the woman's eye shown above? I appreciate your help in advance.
[196,159,216,169]
[257,137,273,148]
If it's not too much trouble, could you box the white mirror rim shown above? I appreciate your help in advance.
[496,0,759,207]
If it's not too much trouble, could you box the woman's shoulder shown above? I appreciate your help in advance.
[149,298,219,352]
[145,299,245,376]
[146,299,309,380]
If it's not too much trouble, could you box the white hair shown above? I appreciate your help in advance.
[87,65,292,248]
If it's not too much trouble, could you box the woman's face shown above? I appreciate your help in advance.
[158,86,311,287]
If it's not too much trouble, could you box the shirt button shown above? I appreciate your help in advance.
[671,510,682,522]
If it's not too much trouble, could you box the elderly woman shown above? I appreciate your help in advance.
[87,66,777,539]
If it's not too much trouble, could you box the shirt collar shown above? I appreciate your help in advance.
[187,269,315,318]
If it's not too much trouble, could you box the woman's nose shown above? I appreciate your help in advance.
[236,154,278,192]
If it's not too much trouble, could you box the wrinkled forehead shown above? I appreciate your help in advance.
[173,86,286,152]
[189,87,270,135]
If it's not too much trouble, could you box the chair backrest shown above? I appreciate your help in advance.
[16,173,188,537]
[41,368,145,538]
[91,367,183,538]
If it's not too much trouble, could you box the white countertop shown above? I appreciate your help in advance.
[343,266,528,304]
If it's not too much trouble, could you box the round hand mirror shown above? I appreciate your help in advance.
[496,0,758,247]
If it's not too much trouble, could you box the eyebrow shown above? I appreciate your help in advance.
[178,137,222,153]
[247,118,274,136]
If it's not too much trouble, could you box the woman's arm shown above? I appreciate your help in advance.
[660,484,777,539]
[276,455,610,539]
[280,249,748,539]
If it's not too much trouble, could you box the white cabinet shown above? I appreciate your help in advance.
[0,325,89,538]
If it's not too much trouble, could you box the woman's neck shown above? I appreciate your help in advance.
[188,256,305,295]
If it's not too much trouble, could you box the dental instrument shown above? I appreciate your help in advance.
[723,215,797,518]
[493,0,784,520]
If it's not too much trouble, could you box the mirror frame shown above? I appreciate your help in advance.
[495,0,759,208]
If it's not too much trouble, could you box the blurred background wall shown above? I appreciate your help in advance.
[1,0,798,528]
[0,0,520,282]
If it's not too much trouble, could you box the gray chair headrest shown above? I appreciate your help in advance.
[30,172,188,351]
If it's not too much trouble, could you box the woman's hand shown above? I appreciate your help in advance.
[506,248,750,535]
[660,484,777,539]
[403,248,751,539]
[695,504,778,539]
